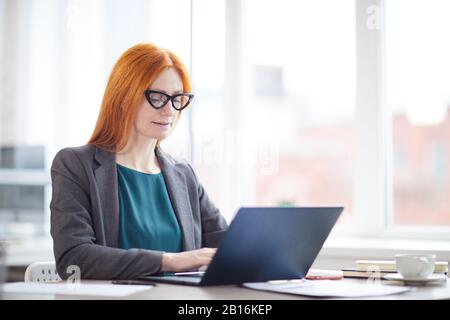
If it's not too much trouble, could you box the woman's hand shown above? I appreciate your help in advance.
[161,248,217,272]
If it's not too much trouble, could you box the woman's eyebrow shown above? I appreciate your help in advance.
[151,89,183,94]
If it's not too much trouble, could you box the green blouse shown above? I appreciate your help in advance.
[117,164,182,252]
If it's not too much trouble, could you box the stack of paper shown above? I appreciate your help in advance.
[356,260,448,273]
[243,280,411,298]
[342,260,448,279]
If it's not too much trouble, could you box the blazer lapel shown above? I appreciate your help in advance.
[92,146,195,251]
[157,148,195,251]
[93,147,120,248]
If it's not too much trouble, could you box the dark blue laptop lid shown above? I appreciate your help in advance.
[200,206,343,286]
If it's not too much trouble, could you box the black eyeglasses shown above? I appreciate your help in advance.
[144,90,194,111]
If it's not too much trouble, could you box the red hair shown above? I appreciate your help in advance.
[88,43,192,152]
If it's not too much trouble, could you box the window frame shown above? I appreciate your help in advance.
[208,0,450,240]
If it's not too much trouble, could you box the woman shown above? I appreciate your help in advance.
[50,43,228,280]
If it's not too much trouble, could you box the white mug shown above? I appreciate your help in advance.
[395,254,436,279]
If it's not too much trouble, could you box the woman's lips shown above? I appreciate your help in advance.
[152,121,171,128]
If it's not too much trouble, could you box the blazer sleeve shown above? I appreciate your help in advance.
[50,148,163,280]
[186,163,228,248]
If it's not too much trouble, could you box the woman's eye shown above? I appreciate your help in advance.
[150,94,165,105]
[173,96,182,104]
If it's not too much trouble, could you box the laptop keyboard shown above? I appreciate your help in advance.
[174,271,205,277]
[162,275,202,283]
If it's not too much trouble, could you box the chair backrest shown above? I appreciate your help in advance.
[24,261,61,282]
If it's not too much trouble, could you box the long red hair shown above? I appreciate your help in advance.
[88,43,192,152]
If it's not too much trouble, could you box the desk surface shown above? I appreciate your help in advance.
[2,278,450,300]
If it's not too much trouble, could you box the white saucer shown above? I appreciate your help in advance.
[384,273,447,285]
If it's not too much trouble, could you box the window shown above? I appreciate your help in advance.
[191,0,450,236]
[2,0,449,241]
[0,0,192,238]
[245,0,356,223]
[385,0,450,226]
[189,0,229,216]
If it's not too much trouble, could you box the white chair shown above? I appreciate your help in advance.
[24,261,61,282]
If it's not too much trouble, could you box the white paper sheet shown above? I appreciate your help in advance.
[1,282,153,297]
[243,280,411,298]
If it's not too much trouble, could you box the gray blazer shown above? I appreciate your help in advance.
[50,144,228,280]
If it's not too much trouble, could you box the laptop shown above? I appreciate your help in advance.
[141,206,343,286]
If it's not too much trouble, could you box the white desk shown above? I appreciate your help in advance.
[2,278,450,300]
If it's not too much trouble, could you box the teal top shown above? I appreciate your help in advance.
[117,164,182,253]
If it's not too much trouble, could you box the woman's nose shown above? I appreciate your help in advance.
[160,100,176,115]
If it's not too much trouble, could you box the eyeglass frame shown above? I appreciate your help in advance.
[143,89,194,111]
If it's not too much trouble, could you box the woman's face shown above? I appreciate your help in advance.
[134,67,183,141]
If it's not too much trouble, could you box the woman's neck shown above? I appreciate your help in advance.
[115,133,161,174]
